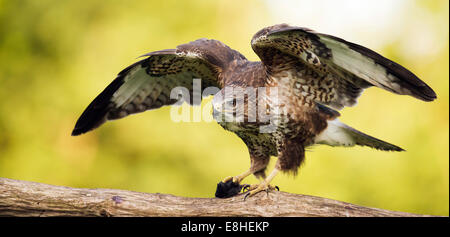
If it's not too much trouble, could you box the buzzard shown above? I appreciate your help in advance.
[72,24,436,199]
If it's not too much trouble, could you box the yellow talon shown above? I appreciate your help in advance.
[244,184,278,192]
[243,168,280,200]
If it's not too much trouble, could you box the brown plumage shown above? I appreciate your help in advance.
[72,24,436,199]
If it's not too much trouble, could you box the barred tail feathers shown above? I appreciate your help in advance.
[315,119,404,151]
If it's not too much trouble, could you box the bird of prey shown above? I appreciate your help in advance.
[72,24,436,199]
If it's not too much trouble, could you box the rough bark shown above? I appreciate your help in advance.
[0,177,433,217]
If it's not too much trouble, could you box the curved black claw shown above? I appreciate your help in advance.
[275,186,280,191]
[243,192,251,201]
[215,180,244,198]
[242,184,251,192]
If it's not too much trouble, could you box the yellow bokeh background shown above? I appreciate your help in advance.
[0,0,448,216]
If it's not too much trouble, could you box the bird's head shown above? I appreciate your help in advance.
[212,88,246,123]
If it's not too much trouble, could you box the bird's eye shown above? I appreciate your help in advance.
[226,99,236,107]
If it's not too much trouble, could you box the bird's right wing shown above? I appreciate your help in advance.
[251,24,436,110]
[72,39,246,136]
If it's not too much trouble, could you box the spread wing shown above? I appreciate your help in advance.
[251,24,436,110]
[72,39,246,136]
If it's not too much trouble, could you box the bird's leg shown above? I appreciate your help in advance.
[244,168,280,200]
[221,169,253,184]
[216,154,270,198]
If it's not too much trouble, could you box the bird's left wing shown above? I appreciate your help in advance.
[72,39,245,136]
[251,24,436,110]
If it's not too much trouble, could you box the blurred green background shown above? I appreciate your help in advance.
[0,0,448,216]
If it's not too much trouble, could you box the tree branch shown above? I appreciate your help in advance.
[0,177,433,217]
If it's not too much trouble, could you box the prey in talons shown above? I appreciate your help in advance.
[215,170,253,198]
[216,167,281,200]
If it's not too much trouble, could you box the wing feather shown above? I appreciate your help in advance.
[72,39,244,136]
[251,24,436,110]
